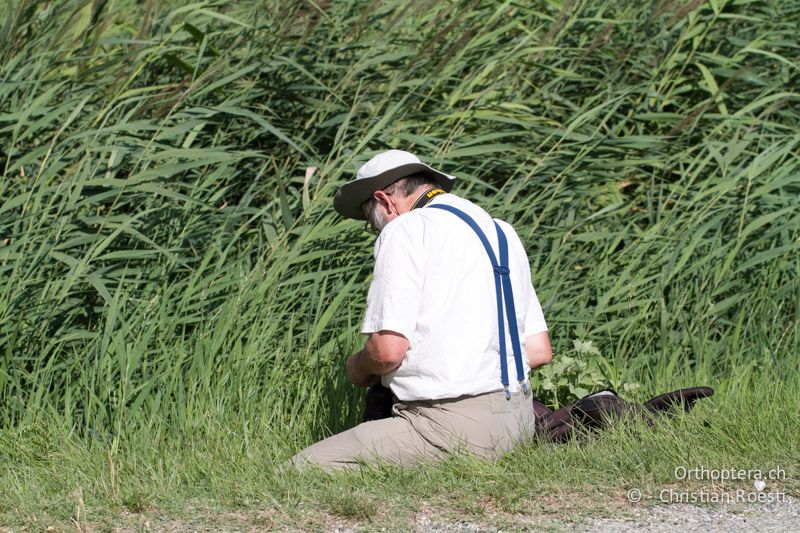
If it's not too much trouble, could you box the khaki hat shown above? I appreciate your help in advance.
[333,149,456,220]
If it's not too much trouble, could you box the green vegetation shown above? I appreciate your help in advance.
[1,0,798,528]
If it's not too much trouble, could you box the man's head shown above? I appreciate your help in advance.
[333,150,455,230]
[361,174,439,233]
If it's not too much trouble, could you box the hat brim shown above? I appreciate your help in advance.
[333,162,455,220]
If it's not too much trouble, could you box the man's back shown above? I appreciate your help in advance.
[361,193,548,401]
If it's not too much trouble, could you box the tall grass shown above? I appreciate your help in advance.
[0,0,797,453]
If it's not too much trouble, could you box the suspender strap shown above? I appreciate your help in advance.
[429,204,530,400]
[496,222,527,386]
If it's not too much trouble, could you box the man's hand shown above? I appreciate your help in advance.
[346,351,379,388]
[346,330,409,387]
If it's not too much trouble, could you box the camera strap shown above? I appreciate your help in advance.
[410,187,446,210]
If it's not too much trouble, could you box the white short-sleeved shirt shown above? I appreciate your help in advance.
[361,193,548,401]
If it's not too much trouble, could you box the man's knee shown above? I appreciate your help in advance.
[288,417,438,471]
[288,427,364,472]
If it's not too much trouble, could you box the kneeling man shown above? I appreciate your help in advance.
[291,149,552,470]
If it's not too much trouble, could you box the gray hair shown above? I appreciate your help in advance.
[361,174,438,231]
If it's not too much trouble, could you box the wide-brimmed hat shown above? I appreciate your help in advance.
[333,149,456,220]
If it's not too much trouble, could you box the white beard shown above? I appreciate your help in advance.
[368,206,389,233]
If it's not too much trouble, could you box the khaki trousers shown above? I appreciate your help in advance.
[290,390,535,471]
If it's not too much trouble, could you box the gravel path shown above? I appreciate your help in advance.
[53,493,799,531]
[583,497,800,532]
[407,496,800,533]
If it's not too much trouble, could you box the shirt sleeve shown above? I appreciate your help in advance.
[503,221,548,336]
[524,283,548,336]
[360,217,426,340]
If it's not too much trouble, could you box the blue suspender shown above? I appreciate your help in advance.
[429,204,531,400]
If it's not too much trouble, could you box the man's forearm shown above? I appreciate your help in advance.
[356,330,408,376]
[355,344,402,376]
[346,331,409,387]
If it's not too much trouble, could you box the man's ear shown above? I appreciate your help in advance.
[373,190,394,215]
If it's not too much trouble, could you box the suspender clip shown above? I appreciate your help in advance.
[504,386,512,401]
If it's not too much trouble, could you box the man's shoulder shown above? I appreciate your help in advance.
[374,194,466,252]
[380,193,518,246]
[381,194,462,232]
[417,194,490,222]
[427,195,518,234]
[380,208,428,238]
[494,217,517,235]
[434,196,526,252]
[373,208,430,255]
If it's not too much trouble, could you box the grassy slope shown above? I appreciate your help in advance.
[1,0,798,527]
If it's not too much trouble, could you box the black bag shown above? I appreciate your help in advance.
[364,383,714,441]
[363,382,395,421]
[532,386,714,441]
